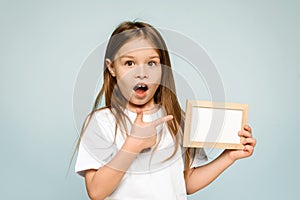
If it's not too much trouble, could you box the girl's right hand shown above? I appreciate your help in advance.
[124,109,173,154]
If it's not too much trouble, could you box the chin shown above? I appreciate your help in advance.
[129,98,154,108]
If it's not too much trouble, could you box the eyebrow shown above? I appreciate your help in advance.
[119,55,160,59]
[120,55,134,59]
[148,55,160,59]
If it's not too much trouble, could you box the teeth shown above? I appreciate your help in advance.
[134,84,148,91]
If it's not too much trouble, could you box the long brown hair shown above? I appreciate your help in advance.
[73,21,194,168]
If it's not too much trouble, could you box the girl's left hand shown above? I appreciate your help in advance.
[224,125,257,162]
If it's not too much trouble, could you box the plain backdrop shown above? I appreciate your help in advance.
[0,0,299,199]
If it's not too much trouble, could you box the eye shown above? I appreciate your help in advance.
[148,61,157,67]
[125,60,134,66]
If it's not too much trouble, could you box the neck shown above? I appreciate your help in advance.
[126,102,160,114]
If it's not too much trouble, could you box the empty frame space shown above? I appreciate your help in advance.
[183,100,248,149]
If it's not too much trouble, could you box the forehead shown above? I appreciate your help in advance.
[116,38,159,58]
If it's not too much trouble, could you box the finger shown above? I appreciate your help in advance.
[238,129,252,138]
[152,115,173,127]
[134,109,144,123]
[131,125,157,139]
[243,124,252,133]
[243,145,254,155]
[241,137,257,147]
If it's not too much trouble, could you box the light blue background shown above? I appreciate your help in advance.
[1,0,299,199]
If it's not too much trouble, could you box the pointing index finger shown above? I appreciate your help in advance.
[152,115,173,127]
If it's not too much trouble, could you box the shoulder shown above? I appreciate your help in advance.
[81,107,117,145]
[82,107,116,138]
[91,107,116,125]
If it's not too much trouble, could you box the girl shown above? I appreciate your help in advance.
[75,21,256,200]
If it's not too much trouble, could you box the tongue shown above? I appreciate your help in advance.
[135,89,145,94]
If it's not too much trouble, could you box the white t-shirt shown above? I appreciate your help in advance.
[75,108,207,200]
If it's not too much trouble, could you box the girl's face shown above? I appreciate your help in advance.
[106,38,162,111]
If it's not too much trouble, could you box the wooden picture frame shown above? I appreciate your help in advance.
[183,100,248,149]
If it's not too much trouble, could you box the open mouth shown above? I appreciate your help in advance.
[133,83,149,94]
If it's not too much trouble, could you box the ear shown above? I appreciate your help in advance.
[105,58,116,77]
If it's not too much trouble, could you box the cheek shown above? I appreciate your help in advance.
[117,81,132,100]
[148,67,162,84]
[116,69,135,99]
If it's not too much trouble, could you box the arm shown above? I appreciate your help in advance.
[184,125,256,194]
[85,137,141,200]
[184,150,234,194]
[84,110,173,200]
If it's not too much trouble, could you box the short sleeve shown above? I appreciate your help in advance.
[190,148,208,168]
[75,111,118,177]
[75,143,104,177]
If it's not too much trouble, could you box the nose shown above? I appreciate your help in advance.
[135,65,148,79]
